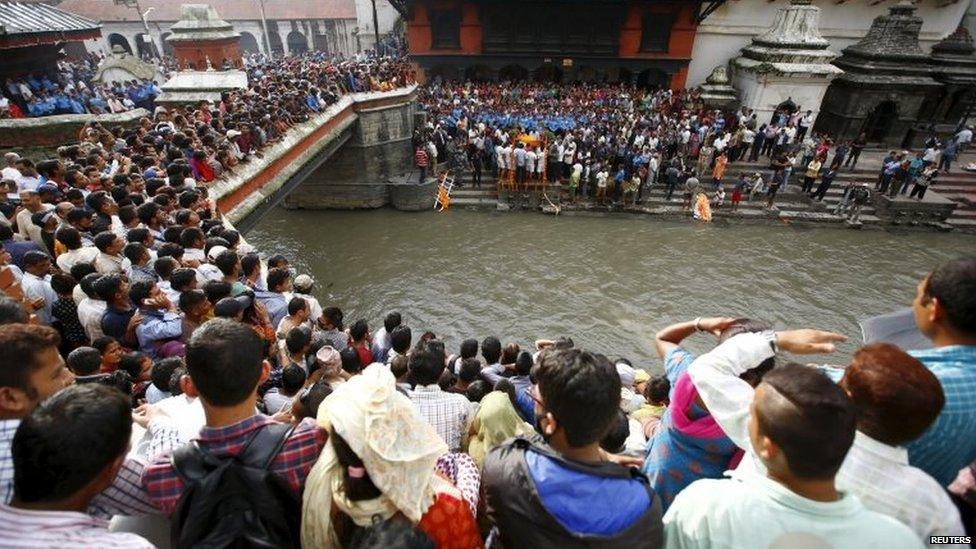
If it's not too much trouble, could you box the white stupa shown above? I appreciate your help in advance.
[731,0,842,125]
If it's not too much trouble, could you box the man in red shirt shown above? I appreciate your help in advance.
[415,144,429,182]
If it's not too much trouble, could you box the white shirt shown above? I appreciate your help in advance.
[55,246,98,272]
[94,252,130,275]
[293,291,322,322]
[77,297,106,341]
[0,420,16,504]
[0,504,153,548]
[21,271,56,325]
[183,247,206,264]
[16,176,41,192]
[1,167,21,181]
[687,333,958,544]
[664,468,923,549]
[837,431,966,544]
[158,280,180,305]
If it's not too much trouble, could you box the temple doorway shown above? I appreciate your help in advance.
[862,101,898,143]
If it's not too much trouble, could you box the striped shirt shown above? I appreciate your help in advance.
[0,504,153,548]
[0,420,16,505]
[906,345,976,486]
[2,418,181,519]
[142,414,326,515]
[837,432,965,544]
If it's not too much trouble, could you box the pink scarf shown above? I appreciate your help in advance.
[669,372,726,439]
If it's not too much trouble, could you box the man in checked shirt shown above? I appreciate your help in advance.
[141,318,327,515]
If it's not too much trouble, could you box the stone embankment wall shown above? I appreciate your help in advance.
[281,90,430,211]
[211,85,437,228]
[0,109,150,148]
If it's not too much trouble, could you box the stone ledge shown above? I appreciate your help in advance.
[0,109,151,148]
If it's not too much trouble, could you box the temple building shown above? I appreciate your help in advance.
[687,0,972,86]
[0,0,100,79]
[55,0,361,58]
[400,0,700,88]
[814,1,966,147]
[396,0,973,88]
[929,26,976,137]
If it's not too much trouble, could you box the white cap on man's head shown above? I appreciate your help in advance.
[294,274,314,291]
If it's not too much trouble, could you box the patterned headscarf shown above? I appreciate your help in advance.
[301,364,447,548]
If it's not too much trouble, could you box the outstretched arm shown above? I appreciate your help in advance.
[653,317,737,359]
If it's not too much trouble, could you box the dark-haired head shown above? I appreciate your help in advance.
[348,517,435,549]
[0,296,29,325]
[599,410,630,454]
[12,384,130,504]
[408,343,444,386]
[331,432,381,501]
[0,324,69,416]
[915,258,976,339]
[151,357,183,392]
[515,351,533,377]
[292,380,333,422]
[459,338,478,359]
[465,380,490,403]
[753,366,856,480]
[390,325,412,354]
[534,349,620,448]
[481,336,501,365]
[185,319,267,407]
[644,374,671,406]
[340,346,363,375]
[383,311,402,333]
[349,319,369,343]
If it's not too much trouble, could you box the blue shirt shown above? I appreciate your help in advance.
[906,345,976,486]
[525,450,650,536]
[255,291,288,329]
[1,239,41,269]
[135,309,183,359]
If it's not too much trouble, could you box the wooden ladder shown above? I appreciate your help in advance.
[435,171,455,211]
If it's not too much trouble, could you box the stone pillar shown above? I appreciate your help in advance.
[731,0,841,127]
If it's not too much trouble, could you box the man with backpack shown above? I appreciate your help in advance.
[141,319,326,548]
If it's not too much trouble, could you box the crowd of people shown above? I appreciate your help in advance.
[0,52,974,547]
[416,80,973,219]
[1,55,162,118]
[0,236,974,548]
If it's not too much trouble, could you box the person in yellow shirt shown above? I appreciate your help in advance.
[802,156,822,194]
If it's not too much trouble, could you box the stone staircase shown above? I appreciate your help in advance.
[446,159,976,232]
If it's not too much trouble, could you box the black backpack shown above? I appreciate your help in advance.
[170,422,301,549]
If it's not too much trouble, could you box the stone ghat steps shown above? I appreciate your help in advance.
[448,165,976,228]
[730,159,976,224]
[448,185,884,225]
